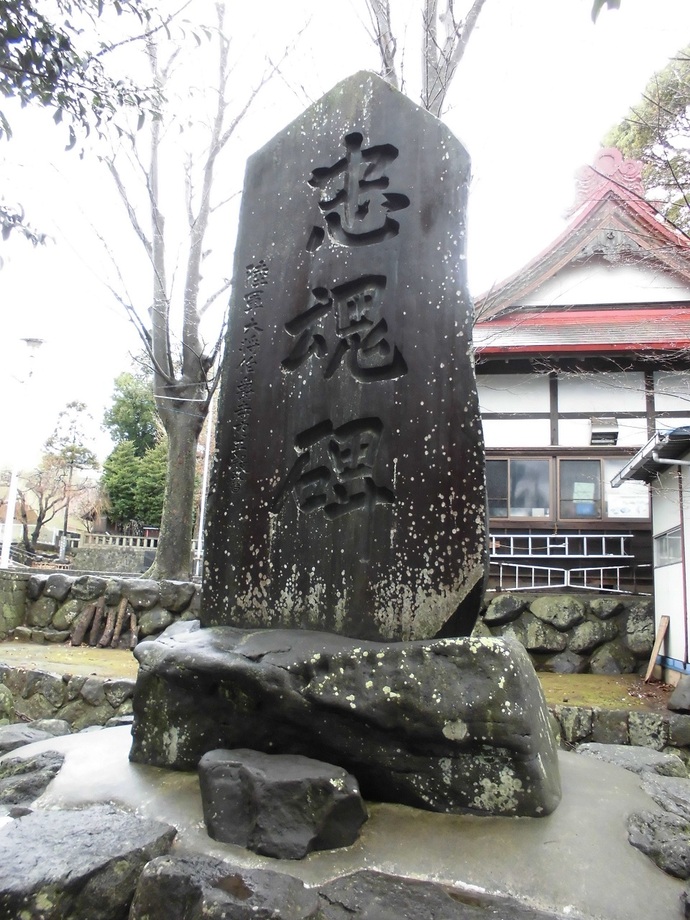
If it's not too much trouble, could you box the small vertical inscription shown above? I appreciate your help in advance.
[228,260,267,492]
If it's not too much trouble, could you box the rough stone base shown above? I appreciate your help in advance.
[130,625,561,817]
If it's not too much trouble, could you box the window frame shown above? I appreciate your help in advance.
[486,453,650,525]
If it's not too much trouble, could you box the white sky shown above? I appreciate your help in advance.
[1,0,689,469]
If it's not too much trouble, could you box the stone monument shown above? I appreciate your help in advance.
[130,72,561,820]
[202,70,486,642]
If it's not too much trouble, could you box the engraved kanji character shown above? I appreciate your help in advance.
[281,288,332,372]
[246,260,268,288]
[307,132,410,250]
[272,418,394,520]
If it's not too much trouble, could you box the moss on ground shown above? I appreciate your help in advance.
[538,673,673,713]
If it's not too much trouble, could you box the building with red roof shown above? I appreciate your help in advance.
[473,148,690,593]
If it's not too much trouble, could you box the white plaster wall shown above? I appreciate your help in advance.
[522,262,690,307]
[477,374,549,414]
[558,372,645,413]
[653,467,683,536]
[558,417,647,448]
[482,418,551,448]
[654,372,690,414]
[655,564,687,663]
[652,463,690,666]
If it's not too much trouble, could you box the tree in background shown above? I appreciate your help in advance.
[17,455,73,551]
[605,45,690,234]
[101,436,167,530]
[0,0,162,245]
[100,2,296,579]
[44,401,99,555]
[364,0,489,117]
[103,370,158,456]
[102,440,140,528]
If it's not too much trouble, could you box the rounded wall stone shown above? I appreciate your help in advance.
[625,600,655,658]
[52,599,83,632]
[521,613,567,654]
[589,640,637,675]
[530,595,586,631]
[567,617,619,655]
[483,595,526,626]
[71,575,108,601]
[26,597,58,629]
[43,574,75,603]
[589,597,624,620]
[122,579,161,610]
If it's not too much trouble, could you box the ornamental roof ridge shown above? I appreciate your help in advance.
[566,148,646,217]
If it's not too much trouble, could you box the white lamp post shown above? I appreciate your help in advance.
[0,337,45,568]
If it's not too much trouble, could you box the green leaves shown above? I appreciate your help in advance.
[0,0,157,143]
[604,44,690,233]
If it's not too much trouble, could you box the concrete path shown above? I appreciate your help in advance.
[0,727,684,920]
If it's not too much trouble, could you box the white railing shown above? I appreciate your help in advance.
[490,562,644,593]
[489,532,632,559]
[81,533,160,549]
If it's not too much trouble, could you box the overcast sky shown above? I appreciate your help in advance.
[1,0,689,469]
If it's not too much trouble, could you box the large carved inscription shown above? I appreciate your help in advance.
[275,132,408,521]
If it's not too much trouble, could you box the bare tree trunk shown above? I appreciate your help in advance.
[147,408,203,580]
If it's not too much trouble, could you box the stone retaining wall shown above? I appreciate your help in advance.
[549,704,690,765]
[0,664,134,729]
[0,571,29,639]
[18,573,200,647]
[477,593,653,675]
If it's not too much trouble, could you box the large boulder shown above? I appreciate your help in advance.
[198,748,367,859]
[130,627,561,817]
[0,804,176,919]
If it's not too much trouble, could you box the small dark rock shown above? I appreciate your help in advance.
[318,869,566,919]
[130,853,321,920]
[628,809,690,878]
[0,751,65,805]
[199,748,368,859]
[0,803,176,919]
[540,650,588,674]
[0,725,53,756]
